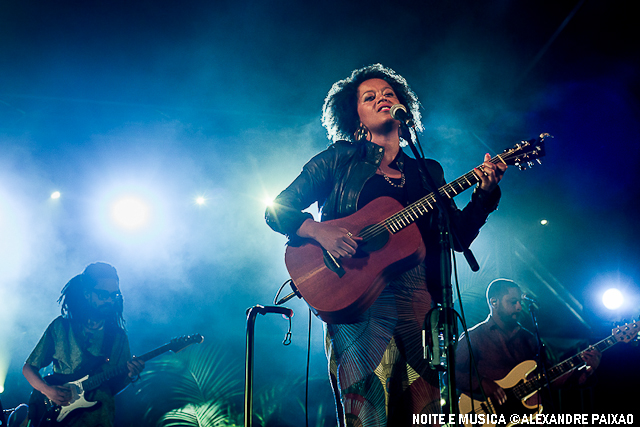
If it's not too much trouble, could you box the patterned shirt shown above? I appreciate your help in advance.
[26,316,132,427]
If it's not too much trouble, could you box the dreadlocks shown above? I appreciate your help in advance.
[58,262,125,330]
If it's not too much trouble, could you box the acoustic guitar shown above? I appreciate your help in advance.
[285,134,549,323]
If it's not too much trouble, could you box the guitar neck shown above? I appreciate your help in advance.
[378,134,549,235]
[547,335,617,382]
[82,342,173,391]
[385,161,489,233]
[514,334,618,399]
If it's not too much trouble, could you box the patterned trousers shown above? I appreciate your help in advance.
[325,264,442,427]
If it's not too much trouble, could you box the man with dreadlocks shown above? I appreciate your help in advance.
[23,262,144,427]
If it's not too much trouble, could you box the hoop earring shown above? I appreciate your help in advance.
[354,122,371,142]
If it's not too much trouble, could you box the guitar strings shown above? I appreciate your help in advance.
[358,171,478,240]
[357,137,541,240]
[357,159,499,241]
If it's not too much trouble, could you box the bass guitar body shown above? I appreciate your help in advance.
[458,360,541,427]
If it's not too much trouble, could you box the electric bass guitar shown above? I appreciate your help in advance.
[28,333,204,427]
[285,134,549,324]
[458,320,639,427]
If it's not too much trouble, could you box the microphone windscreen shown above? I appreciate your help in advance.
[390,104,408,121]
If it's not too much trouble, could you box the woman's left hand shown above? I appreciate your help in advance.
[474,153,507,192]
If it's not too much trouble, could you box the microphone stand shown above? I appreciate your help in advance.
[400,122,478,422]
[244,305,294,427]
[527,300,552,412]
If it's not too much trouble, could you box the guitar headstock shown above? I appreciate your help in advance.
[611,320,639,344]
[499,133,551,170]
[168,333,205,353]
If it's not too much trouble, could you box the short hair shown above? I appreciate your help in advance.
[321,63,424,143]
[486,278,521,305]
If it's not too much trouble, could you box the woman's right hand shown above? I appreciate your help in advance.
[297,219,361,259]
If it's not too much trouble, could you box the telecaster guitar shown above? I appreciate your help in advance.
[459,320,639,427]
[285,134,550,324]
[28,333,204,427]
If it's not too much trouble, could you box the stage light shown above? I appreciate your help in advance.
[93,181,171,250]
[111,197,150,230]
[51,191,61,199]
[602,288,624,310]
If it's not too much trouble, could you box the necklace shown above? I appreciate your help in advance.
[381,170,405,188]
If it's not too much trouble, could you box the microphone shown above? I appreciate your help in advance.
[390,104,415,127]
[521,294,538,305]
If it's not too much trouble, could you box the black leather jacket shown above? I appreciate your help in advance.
[265,140,500,299]
[266,139,499,235]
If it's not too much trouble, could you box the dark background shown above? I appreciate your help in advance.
[1,0,638,424]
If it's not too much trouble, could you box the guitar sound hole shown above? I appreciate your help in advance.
[356,225,389,256]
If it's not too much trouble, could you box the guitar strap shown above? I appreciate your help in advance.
[78,322,119,406]
[99,323,117,361]
[90,323,117,372]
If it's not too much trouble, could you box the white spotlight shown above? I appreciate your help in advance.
[111,197,150,230]
[51,191,61,199]
[602,288,624,310]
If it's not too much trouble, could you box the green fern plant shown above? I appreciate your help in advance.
[134,342,243,426]
[158,401,236,427]
[127,341,334,427]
